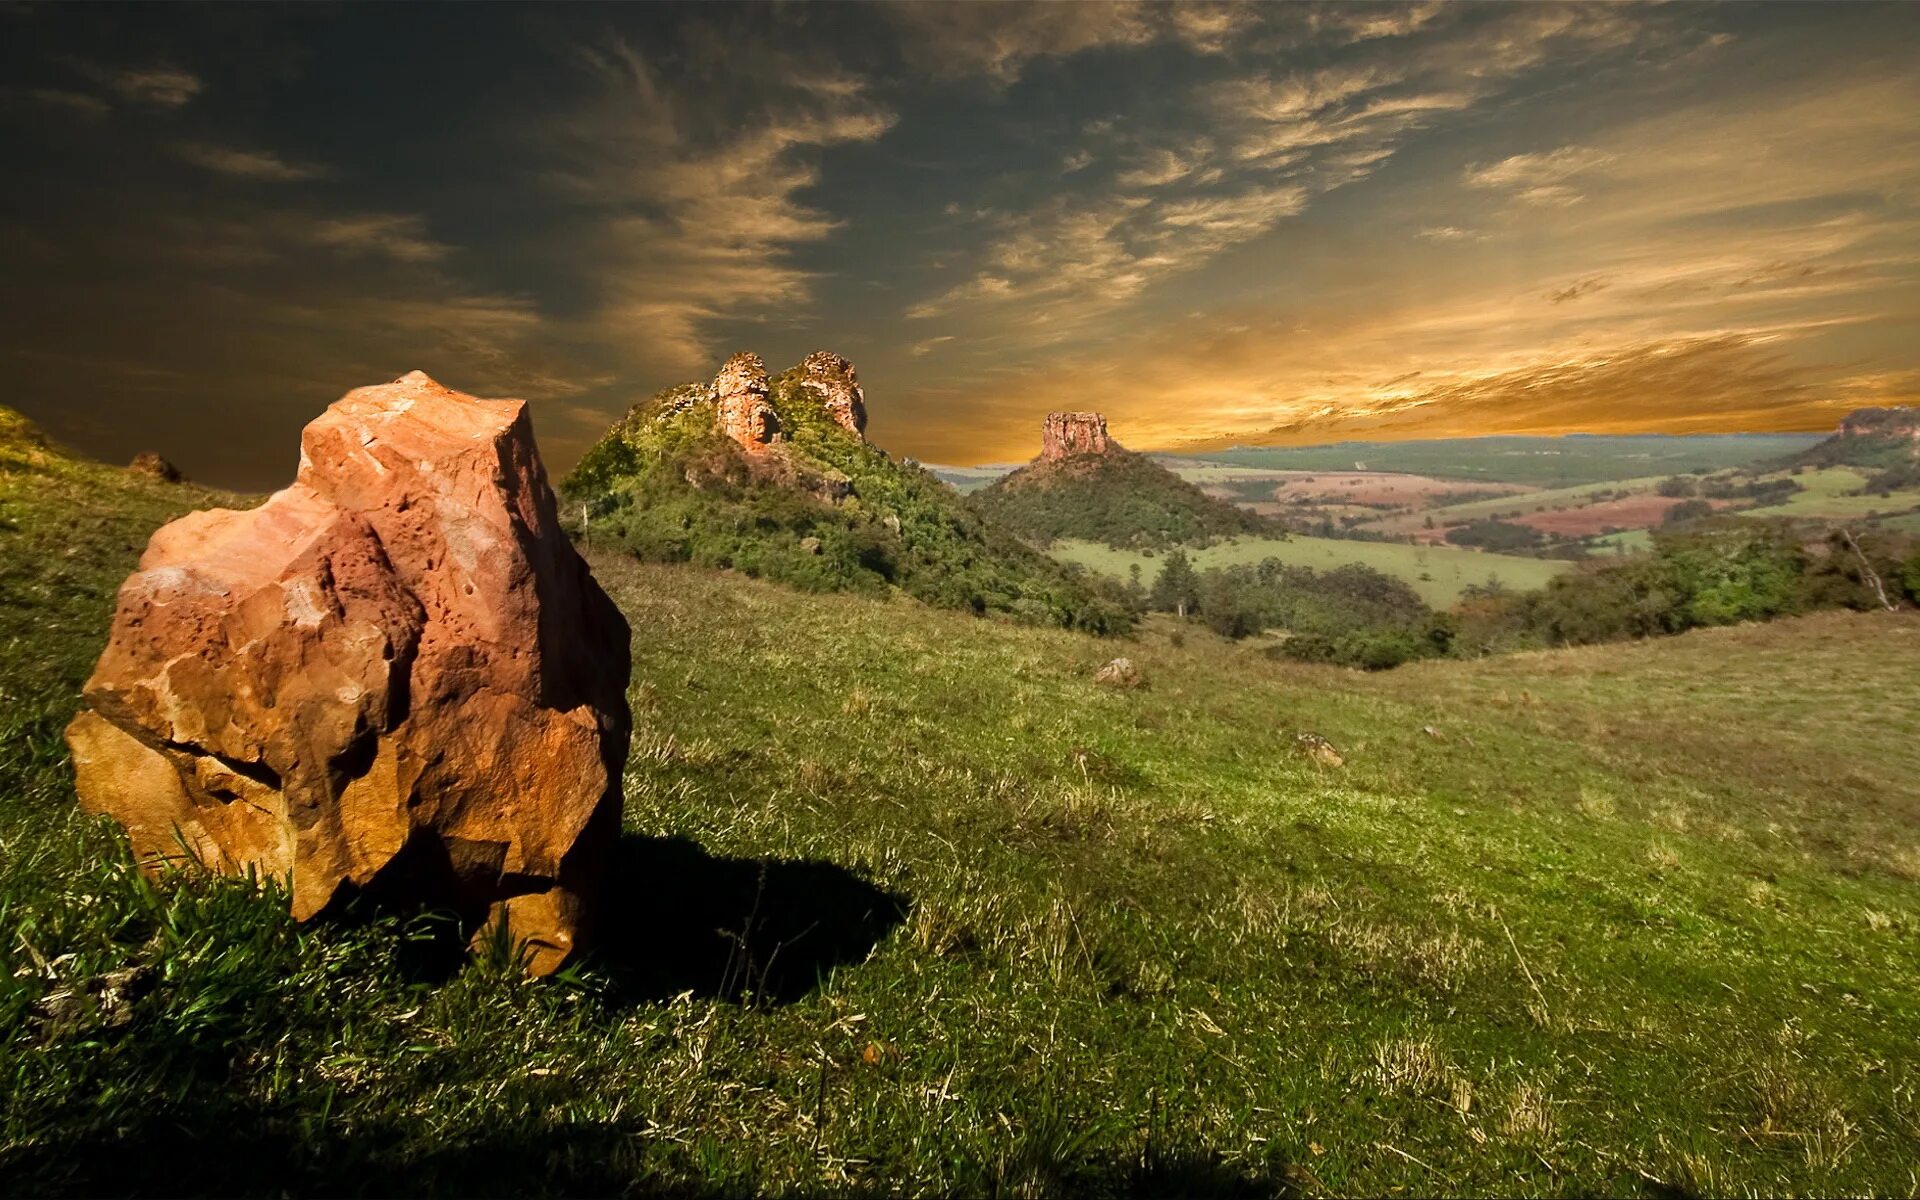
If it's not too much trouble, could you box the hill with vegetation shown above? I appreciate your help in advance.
[3,443,1919,1194]
[974,416,1275,549]
[562,352,1127,633]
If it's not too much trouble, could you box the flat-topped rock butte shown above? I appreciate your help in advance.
[65,371,631,974]
[1042,411,1111,461]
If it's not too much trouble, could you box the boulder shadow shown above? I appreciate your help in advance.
[589,835,908,1006]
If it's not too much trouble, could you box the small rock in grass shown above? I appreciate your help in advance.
[1093,657,1143,689]
[799,535,823,555]
[127,451,183,483]
[1296,732,1344,768]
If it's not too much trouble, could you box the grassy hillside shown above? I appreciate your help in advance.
[1184,433,1825,487]
[562,360,1126,632]
[973,447,1274,550]
[1051,535,1568,607]
[5,451,1918,1194]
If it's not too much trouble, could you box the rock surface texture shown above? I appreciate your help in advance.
[67,371,631,974]
[797,351,867,438]
[1838,406,1920,444]
[712,352,781,452]
[1042,412,1111,461]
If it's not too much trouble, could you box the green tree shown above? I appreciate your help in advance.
[1150,550,1201,618]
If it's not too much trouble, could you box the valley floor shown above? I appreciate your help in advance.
[3,456,1919,1195]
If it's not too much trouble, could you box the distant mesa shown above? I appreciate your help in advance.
[1042,411,1111,461]
[1837,406,1920,443]
[974,411,1274,549]
[127,451,184,483]
[67,371,632,975]
[1791,404,1920,470]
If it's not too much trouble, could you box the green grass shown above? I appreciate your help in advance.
[1588,529,1653,554]
[1181,434,1825,487]
[1050,535,1569,607]
[5,449,1920,1195]
[1741,467,1920,521]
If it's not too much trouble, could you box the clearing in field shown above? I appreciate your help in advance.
[1510,494,1704,537]
[1050,534,1567,606]
[1260,470,1536,510]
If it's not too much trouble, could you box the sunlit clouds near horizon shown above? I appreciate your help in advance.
[2,2,1916,487]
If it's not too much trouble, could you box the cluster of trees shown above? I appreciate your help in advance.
[1142,552,1448,669]
[563,384,1132,634]
[1443,519,1544,552]
[1451,522,1920,654]
[1138,521,1920,670]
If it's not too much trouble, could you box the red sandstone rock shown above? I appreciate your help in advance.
[798,351,867,437]
[713,352,781,452]
[1042,412,1110,461]
[67,371,631,974]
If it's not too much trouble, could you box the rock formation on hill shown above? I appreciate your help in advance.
[975,413,1273,549]
[713,351,782,452]
[797,351,867,438]
[1042,412,1110,461]
[1837,407,1920,444]
[561,352,1129,632]
[1790,405,1920,471]
[66,371,631,974]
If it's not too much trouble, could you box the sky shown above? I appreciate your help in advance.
[2,1,1917,489]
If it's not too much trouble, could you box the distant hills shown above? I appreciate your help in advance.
[971,412,1276,549]
[562,353,1128,632]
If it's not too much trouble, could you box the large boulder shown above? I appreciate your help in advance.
[66,371,631,974]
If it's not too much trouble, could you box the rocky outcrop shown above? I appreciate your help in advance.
[712,352,782,452]
[798,351,867,437]
[1042,412,1110,461]
[1838,407,1920,443]
[127,451,183,483]
[66,371,631,975]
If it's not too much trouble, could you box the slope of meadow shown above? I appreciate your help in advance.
[3,448,1918,1196]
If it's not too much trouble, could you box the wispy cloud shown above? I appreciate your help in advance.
[178,143,329,183]
[95,65,202,109]
[1464,145,1616,207]
[551,38,897,376]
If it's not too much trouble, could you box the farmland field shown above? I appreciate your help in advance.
[1172,433,1824,487]
[1050,534,1568,606]
[1358,477,1672,538]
